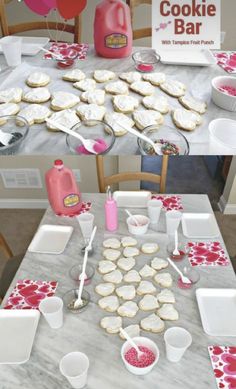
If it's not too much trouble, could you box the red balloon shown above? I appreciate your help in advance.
[24,0,51,16]
[57,0,87,19]
[42,0,57,9]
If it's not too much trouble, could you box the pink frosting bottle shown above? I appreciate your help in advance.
[105,186,118,231]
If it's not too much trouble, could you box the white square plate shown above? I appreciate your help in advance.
[158,49,216,66]
[196,288,236,336]
[113,191,151,208]
[182,213,219,238]
[0,36,49,56]
[28,225,73,254]
[0,310,40,364]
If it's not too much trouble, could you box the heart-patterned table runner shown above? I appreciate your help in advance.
[209,346,236,389]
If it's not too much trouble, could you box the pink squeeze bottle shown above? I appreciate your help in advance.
[94,0,133,59]
[45,160,82,217]
[105,186,118,231]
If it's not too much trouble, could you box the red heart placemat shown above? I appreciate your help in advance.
[58,201,92,218]
[209,346,236,389]
[214,52,236,74]
[44,42,89,61]
[188,242,230,267]
[4,280,58,310]
[151,195,183,211]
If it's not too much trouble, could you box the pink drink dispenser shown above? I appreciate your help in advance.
[94,0,133,59]
[45,160,82,217]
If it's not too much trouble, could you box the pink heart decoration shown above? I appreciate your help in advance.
[24,0,51,16]
[19,284,38,297]
[25,293,45,307]
[160,23,167,30]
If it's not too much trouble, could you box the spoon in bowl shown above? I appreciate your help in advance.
[125,209,140,226]
[167,257,192,285]
[0,129,13,146]
[173,230,180,256]
[120,328,144,360]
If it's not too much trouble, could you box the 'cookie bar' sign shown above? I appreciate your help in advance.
[152,0,221,50]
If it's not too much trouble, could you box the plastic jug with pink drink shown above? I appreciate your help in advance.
[45,160,82,217]
[94,0,133,59]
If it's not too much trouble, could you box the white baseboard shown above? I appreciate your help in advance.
[0,199,49,209]
[218,195,236,215]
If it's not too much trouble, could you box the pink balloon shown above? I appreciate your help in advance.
[42,0,57,9]
[24,0,51,16]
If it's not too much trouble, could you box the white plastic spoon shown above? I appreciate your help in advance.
[173,230,180,256]
[167,257,192,285]
[40,47,63,61]
[125,209,140,226]
[46,119,99,155]
[0,129,13,146]
[120,328,144,360]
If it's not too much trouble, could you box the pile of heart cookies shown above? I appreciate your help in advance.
[95,237,179,339]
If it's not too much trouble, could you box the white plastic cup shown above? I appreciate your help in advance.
[147,199,163,224]
[1,36,22,67]
[76,213,94,241]
[60,352,89,389]
[164,327,192,363]
[166,210,182,236]
[39,296,63,329]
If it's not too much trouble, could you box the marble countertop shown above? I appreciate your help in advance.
[1,194,236,389]
[0,47,235,156]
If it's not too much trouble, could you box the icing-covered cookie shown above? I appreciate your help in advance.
[139,265,156,278]
[172,108,203,131]
[121,236,138,247]
[100,316,122,334]
[157,289,175,304]
[98,296,119,312]
[141,243,159,254]
[117,301,139,318]
[143,72,166,86]
[119,324,140,340]
[23,87,51,103]
[117,257,135,272]
[51,92,80,111]
[73,78,97,92]
[81,90,105,105]
[151,257,168,271]
[104,112,135,137]
[160,80,186,98]
[103,238,121,249]
[105,81,129,95]
[26,72,50,87]
[0,88,22,103]
[113,95,139,113]
[18,104,51,125]
[63,69,86,82]
[139,294,159,311]
[130,81,155,96]
[94,70,116,83]
[119,72,142,84]
[179,96,207,114]
[123,247,140,258]
[140,313,165,333]
[133,110,164,130]
[76,104,106,122]
[142,95,169,114]
[137,280,156,296]
[0,103,20,124]
[95,282,115,297]
[116,285,136,300]
[98,260,117,274]
[157,304,179,321]
[123,270,141,283]
[46,109,80,132]
[154,272,173,288]
[103,269,123,284]
[103,249,121,261]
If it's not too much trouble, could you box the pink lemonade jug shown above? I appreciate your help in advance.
[94,0,133,59]
[45,160,82,217]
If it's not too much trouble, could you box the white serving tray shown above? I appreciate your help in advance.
[158,49,216,66]
[0,36,49,56]
[0,309,40,364]
[182,213,219,238]
[28,224,73,254]
[113,191,151,208]
[196,288,236,336]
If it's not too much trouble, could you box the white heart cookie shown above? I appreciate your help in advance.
[0,88,22,103]
[157,289,175,304]
[160,80,186,98]
[26,72,50,87]
[94,70,116,83]
[76,104,106,121]
[179,96,207,114]
[141,243,159,254]
[140,313,165,333]
[103,238,121,249]
[139,294,159,311]
[103,270,123,284]
[119,72,142,84]
[117,257,135,272]
[105,81,129,95]
[100,316,122,334]
[143,72,166,86]
[113,95,139,113]
[123,247,140,258]
[46,109,80,132]
[123,270,141,283]
[98,260,117,274]
[139,265,156,278]
[142,95,169,114]
[81,90,105,105]
[0,103,20,124]
[51,92,80,111]
[98,296,119,313]
[119,324,140,340]
[172,108,202,131]
[116,285,136,300]
[103,249,121,261]
[151,257,168,271]
[18,104,51,125]
[104,112,135,137]
[157,304,179,321]
[23,87,51,103]
[137,281,156,296]
[133,110,164,131]
[121,236,138,247]
[95,283,115,297]
[117,301,139,318]
[154,273,173,288]
[130,81,155,96]
[73,78,97,92]
[63,69,86,82]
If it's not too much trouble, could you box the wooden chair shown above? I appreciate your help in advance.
[96,155,169,194]
[0,0,82,43]
[126,0,152,40]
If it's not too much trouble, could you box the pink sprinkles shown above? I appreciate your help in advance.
[218,85,236,96]
[125,346,156,368]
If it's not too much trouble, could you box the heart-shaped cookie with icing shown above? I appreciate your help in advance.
[51,92,80,111]
[140,313,165,333]
[98,296,119,313]
[100,316,122,334]
[172,108,202,131]
[18,104,51,125]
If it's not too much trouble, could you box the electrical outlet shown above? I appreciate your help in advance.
[72,169,81,182]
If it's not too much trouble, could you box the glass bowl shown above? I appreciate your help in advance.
[138,125,190,156]
[0,115,29,155]
[66,120,116,155]
[63,289,90,314]
[132,50,161,73]
[51,48,81,69]
[69,264,95,285]
[167,242,190,261]
[177,266,200,289]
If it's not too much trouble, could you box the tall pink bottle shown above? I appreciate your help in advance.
[105,187,118,231]
[45,160,82,217]
[94,0,133,59]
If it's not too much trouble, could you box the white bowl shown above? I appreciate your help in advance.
[209,118,236,153]
[126,215,150,235]
[121,336,159,376]
[212,76,236,112]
